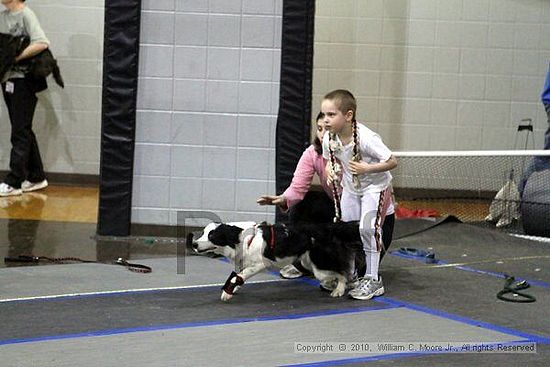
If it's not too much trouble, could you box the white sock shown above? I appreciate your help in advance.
[365,251,380,281]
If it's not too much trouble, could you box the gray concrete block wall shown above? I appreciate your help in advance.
[0,0,104,175]
[134,0,282,225]
[313,0,550,151]
[313,0,550,193]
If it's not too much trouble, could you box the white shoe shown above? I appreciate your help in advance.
[348,276,385,300]
[347,277,361,290]
[21,179,48,192]
[0,183,22,197]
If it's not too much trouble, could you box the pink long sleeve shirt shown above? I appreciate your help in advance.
[282,145,334,210]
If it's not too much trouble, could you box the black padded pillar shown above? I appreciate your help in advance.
[97,0,141,236]
[275,0,315,223]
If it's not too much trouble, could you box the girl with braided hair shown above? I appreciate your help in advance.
[322,89,397,300]
[258,111,395,280]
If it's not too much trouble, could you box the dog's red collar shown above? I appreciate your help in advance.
[245,224,276,249]
[269,225,275,249]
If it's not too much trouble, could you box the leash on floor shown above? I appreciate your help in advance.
[394,248,536,303]
[3,255,152,273]
[497,275,536,303]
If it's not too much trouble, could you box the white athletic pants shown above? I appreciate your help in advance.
[341,187,393,280]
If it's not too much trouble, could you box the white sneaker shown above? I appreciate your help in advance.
[0,183,22,197]
[21,179,48,192]
[347,277,361,290]
[348,276,385,300]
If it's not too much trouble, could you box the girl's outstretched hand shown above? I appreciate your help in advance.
[257,195,285,206]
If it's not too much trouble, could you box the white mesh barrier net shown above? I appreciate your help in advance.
[392,150,550,236]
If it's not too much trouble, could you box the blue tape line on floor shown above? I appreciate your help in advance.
[379,296,550,345]
[275,260,550,347]
[227,257,550,347]
[390,251,550,289]
[0,304,398,346]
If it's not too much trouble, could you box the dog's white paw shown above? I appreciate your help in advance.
[330,288,345,297]
[330,282,346,297]
[221,290,233,301]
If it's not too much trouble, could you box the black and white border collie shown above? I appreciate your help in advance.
[192,221,365,301]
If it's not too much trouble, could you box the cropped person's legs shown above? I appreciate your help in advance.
[349,187,392,300]
[25,129,46,183]
[358,194,382,281]
[2,79,40,189]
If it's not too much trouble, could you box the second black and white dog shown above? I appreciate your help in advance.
[192,221,365,301]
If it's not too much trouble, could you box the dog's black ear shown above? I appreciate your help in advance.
[208,224,242,247]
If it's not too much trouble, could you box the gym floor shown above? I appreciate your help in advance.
[0,187,548,366]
